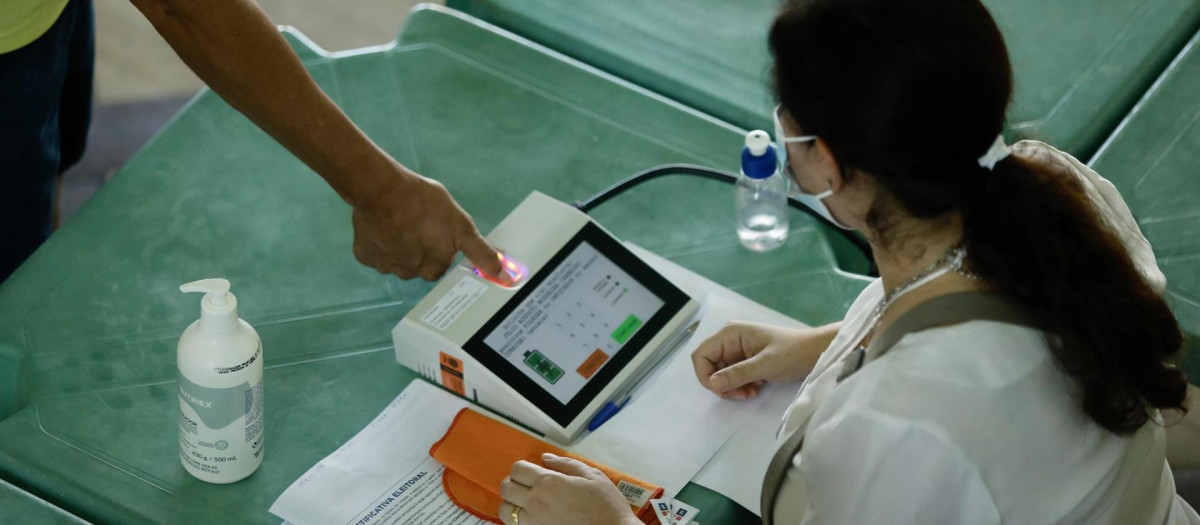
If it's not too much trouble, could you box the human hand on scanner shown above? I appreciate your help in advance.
[348,161,508,282]
[497,454,640,525]
[691,321,830,400]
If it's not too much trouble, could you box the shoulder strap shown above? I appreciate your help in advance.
[760,292,1037,523]
[759,418,807,524]
[864,292,1038,362]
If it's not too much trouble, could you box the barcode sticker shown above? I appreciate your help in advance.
[617,480,652,508]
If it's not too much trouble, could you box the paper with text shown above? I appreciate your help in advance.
[269,381,486,525]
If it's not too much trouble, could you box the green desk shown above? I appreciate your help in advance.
[1090,31,1200,381]
[0,479,87,524]
[447,0,1200,158]
[0,6,866,523]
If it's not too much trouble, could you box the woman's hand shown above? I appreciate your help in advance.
[692,321,839,400]
[497,453,640,525]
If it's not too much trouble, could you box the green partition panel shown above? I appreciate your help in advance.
[1090,32,1200,382]
[447,0,1200,159]
[0,6,867,523]
[0,479,88,525]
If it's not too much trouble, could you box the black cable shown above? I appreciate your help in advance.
[574,163,876,275]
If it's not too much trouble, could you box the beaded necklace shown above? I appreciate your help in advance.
[857,245,980,354]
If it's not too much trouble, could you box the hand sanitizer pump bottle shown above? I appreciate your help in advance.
[736,130,789,251]
[177,278,264,483]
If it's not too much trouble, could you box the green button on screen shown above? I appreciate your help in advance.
[610,314,643,344]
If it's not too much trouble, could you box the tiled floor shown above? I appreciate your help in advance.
[95,0,429,103]
[62,1,434,221]
[59,95,192,221]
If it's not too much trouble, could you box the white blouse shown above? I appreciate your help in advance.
[769,140,1195,523]
[770,278,1200,524]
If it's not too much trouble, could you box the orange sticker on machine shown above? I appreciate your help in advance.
[440,352,466,395]
[576,349,610,379]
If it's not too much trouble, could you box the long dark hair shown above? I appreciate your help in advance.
[769,0,1187,433]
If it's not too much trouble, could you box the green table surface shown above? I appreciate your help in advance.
[447,0,1200,159]
[0,6,868,524]
[0,479,88,525]
[1090,31,1200,382]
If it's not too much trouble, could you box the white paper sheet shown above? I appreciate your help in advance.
[269,381,487,525]
[691,377,801,515]
[627,244,808,513]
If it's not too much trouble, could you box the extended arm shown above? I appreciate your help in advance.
[130,0,505,281]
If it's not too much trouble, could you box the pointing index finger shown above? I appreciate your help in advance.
[461,233,513,286]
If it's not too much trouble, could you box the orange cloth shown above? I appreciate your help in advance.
[429,408,663,524]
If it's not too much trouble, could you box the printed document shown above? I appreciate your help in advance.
[269,380,486,525]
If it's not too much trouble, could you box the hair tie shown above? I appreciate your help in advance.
[977,135,1010,170]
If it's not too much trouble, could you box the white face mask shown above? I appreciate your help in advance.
[774,105,852,230]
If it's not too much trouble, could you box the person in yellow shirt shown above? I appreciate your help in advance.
[0,0,508,284]
[1,0,93,280]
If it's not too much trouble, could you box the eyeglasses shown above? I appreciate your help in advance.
[773,105,818,199]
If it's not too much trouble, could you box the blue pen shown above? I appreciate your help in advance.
[587,396,631,431]
[586,319,700,432]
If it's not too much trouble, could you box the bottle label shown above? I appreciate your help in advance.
[178,343,265,479]
[179,376,252,429]
[178,342,260,428]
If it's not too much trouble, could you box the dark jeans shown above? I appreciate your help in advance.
[0,0,94,283]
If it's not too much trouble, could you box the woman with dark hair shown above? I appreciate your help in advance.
[495,0,1198,522]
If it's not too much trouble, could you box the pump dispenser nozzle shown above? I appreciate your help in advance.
[180,278,238,331]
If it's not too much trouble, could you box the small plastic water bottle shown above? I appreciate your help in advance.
[736,130,788,251]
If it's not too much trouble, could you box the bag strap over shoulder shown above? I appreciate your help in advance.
[864,292,1038,362]
[760,292,1038,524]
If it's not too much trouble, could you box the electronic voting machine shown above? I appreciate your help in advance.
[392,191,699,443]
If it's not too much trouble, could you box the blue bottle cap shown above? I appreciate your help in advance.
[742,130,778,180]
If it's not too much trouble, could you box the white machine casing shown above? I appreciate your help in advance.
[392,191,698,444]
